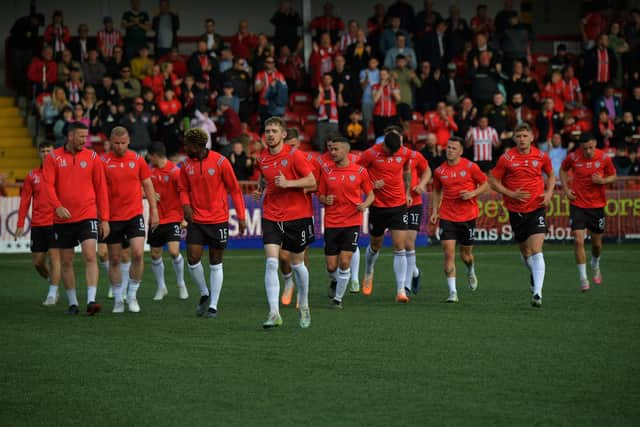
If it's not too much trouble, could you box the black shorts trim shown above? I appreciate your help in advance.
[30,226,54,253]
[407,205,423,231]
[509,208,547,243]
[263,217,315,253]
[104,215,146,245]
[186,222,228,249]
[148,222,183,247]
[52,219,99,249]
[324,226,360,256]
[439,219,476,246]
[570,205,605,234]
[368,205,408,237]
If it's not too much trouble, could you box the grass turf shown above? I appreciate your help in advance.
[0,244,639,426]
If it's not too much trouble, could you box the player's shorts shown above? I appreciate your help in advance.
[98,221,130,248]
[186,222,228,249]
[148,222,182,247]
[439,219,476,246]
[570,205,605,234]
[368,205,408,237]
[509,208,547,243]
[30,226,54,253]
[263,217,315,253]
[476,160,493,173]
[324,226,359,256]
[52,219,99,249]
[407,205,423,232]
[104,215,146,245]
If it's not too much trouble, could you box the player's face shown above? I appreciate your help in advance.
[185,142,205,158]
[581,141,597,159]
[110,135,130,156]
[69,129,88,151]
[329,143,347,163]
[39,146,53,160]
[284,137,299,149]
[446,140,462,161]
[514,130,532,151]
[264,124,285,148]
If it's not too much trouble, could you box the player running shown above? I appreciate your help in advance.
[317,137,375,308]
[489,123,555,307]
[179,128,247,318]
[16,141,61,306]
[102,126,159,313]
[560,132,616,292]
[253,117,316,328]
[147,142,189,301]
[430,137,489,302]
[43,122,110,315]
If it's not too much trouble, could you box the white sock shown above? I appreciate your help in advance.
[591,256,600,270]
[66,288,78,306]
[413,266,420,278]
[466,263,475,276]
[172,254,186,287]
[577,263,587,280]
[350,246,360,281]
[335,268,351,302]
[364,245,379,275]
[127,279,141,299]
[404,250,416,290]
[282,272,294,288]
[47,284,59,298]
[528,253,545,297]
[188,262,209,297]
[447,277,457,293]
[120,261,131,285]
[328,269,338,281]
[291,262,309,309]
[113,284,124,303]
[393,250,407,292]
[265,257,280,315]
[209,263,223,310]
[151,258,166,289]
[100,260,109,273]
[87,286,97,303]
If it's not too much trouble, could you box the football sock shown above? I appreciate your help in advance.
[577,263,587,281]
[120,261,131,285]
[404,250,416,290]
[328,269,338,281]
[87,286,97,303]
[528,252,545,297]
[66,288,79,306]
[364,245,379,275]
[188,262,209,297]
[172,254,186,286]
[47,284,58,298]
[151,258,166,289]
[466,263,475,276]
[127,280,140,299]
[335,268,351,302]
[447,277,457,293]
[282,272,294,288]
[265,257,280,314]
[113,284,124,303]
[350,246,360,281]
[591,256,600,270]
[291,262,309,309]
[413,266,420,278]
[393,249,407,292]
[209,263,223,310]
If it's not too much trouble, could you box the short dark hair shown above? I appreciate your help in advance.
[39,141,54,150]
[67,122,88,133]
[285,127,299,140]
[448,136,464,147]
[513,123,532,133]
[148,141,167,157]
[383,132,402,153]
[331,136,351,145]
[264,116,286,130]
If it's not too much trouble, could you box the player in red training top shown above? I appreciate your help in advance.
[179,128,247,318]
[43,122,110,315]
[489,123,555,307]
[147,142,189,301]
[430,137,489,303]
[318,137,375,309]
[103,127,159,314]
[16,141,61,306]
[253,117,316,328]
[357,130,425,303]
[560,132,616,292]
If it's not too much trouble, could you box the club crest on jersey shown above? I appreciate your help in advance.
[460,170,466,177]
[395,156,402,163]
[129,161,135,169]
[349,175,355,182]
[80,160,87,168]
[532,160,538,167]
[163,175,169,182]
[208,168,215,176]
[33,175,40,184]
[595,161,601,168]
[281,159,288,167]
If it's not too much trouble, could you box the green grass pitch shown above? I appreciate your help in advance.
[1,244,639,426]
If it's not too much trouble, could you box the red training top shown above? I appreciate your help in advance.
[433,158,487,222]
[102,150,151,221]
[150,160,183,224]
[318,162,373,228]
[357,144,412,208]
[18,167,53,228]
[409,150,429,207]
[561,148,615,209]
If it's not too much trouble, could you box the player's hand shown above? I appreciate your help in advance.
[564,188,576,200]
[325,195,335,205]
[154,192,161,202]
[510,188,530,202]
[591,174,606,185]
[430,211,439,224]
[356,202,368,212]
[373,179,385,189]
[459,190,475,200]
[180,219,188,229]
[274,171,289,188]
[55,206,72,219]
[252,189,263,201]
[183,205,193,223]
[540,192,552,207]
[406,193,413,206]
[100,221,110,240]
[413,183,427,194]
[238,220,247,235]
[150,210,160,230]
[15,227,24,240]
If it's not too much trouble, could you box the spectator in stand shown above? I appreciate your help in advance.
[508,92,534,129]
[594,85,623,123]
[629,149,640,175]
[96,102,126,138]
[158,89,182,117]
[414,0,443,37]
[549,44,570,75]
[612,143,632,175]
[380,16,408,58]
[188,40,220,92]
[366,3,386,59]
[310,2,344,44]
[180,74,196,115]
[498,14,531,75]
[485,92,509,138]
[345,29,373,76]
[384,32,417,70]
[69,24,95,63]
[230,19,259,60]
[416,19,449,72]
[385,0,415,34]
[120,96,156,154]
[217,81,240,114]
[65,67,84,105]
[202,18,224,53]
[624,85,640,122]
[465,114,500,171]
[615,111,638,145]
[131,45,154,81]
[584,33,617,108]
[115,66,141,107]
[158,47,187,78]
[542,70,566,114]
[271,0,302,51]
[329,54,356,126]
[71,104,92,147]
[160,62,182,97]
[192,77,214,113]
[190,107,217,149]
[143,87,161,117]
[468,51,502,110]
[43,10,70,59]
[415,61,444,112]
[494,0,518,36]
[471,4,494,36]
[105,45,129,79]
[536,98,564,151]
[309,32,337,89]
[359,57,380,134]
[96,74,120,108]
[121,0,151,60]
[580,5,608,51]
[371,68,401,136]
[560,114,585,150]
[428,101,458,151]
[595,109,615,149]
[445,5,472,60]
[339,20,361,54]
[466,32,498,69]
[218,47,234,74]
[255,56,287,127]
[562,64,583,112]
[344,109,367,150]
[57,49,82,86]
[392,54,421,130]
[157,90,182,156]
[443,62,464,105]
[420,132,445,168]
[252,34,275,73]
[82,49,107,87]
[97,16,123,61]
[228,139,254,180]
[455,96,478,140]
[548,133,567,181]
[217,98,243,154]
[608,21,629,89]
[152,0,180,58]
[9,11,43,98]
[277,45,305,93]
[313,73,340,151]
[42,87,71,125]
[53,106,73,146]
[224,57,252,122]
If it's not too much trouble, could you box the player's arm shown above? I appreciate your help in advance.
[42,153,69,219]
[488,158,530,202]
[414,158,431,194]
[142,177,159,229]
[357,170,375,211]
[221,159,247,233]
[461,165,490,200]
[93,158,110,239]
[403,161,412,205]
[593,158,617,185]
[177,165,193,223]
[430,187,442,224]
[358,190,375,211]
[559,167,575,200]
[542,156,556,207]
[16,174,33,238]
[275,171,315,189]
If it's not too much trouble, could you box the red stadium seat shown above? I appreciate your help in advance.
[289,92,312,108]
[303,121,317,140]
[283,110,300,126]
[411,111,423,122]
[366,122,376,142]
[300,111,318,125]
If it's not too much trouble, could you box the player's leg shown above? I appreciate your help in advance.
[524,233,546,307]
[32,252,49,279]
[512,211,534,293]
[404,229,418,296]
[348,245,361,293]
[290,249,310,328]
[391,228,409,302]
[590,232,604,285]
[572,229,589,291]
[263,243,283,327]
[326,253,339,301]
[150,246,168,300]
[80,237,100,315]
[186,242,209,316]
[60,248,79,313]
[108,243,125,311]
[119,246,132,299]
[97,242,112,298]
[42,248,61,305]
[167,241,188,298]
[442,239,458,302]
[363,234,382,295]
[279,249,295,306]
[206,247,225,318]
[332,250,354,308]
[460,220,478,291]
[127,234,145,307]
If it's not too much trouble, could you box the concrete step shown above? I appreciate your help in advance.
[1,167,31,181]
[0,157,39,168]
[0,97,14,108]
[0,149,38,159]
[0,107,20,117]
[0,137,34,148]
[0,117,24,127]
[0,127,30,137]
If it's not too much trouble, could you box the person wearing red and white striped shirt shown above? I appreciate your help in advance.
[339,20,360,53]
[465,115,500,172]
[372,68,401,137]
[97,17,123,60]
[562,65,583,110]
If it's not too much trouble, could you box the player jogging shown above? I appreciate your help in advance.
[489,123,555,307]
[179,128,247,318]
[560,132,616,292]
[430,137,489,302]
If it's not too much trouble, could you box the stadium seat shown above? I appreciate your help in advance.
[366,122,376,142]
[289,92,312,108]
[300,111,318,125]
[303,121,317,141]
[283,110,300,126]
[411,111,423,122]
